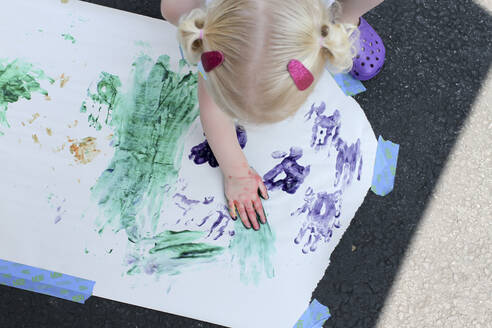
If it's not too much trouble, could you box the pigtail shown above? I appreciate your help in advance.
[177,8,207,64]
[319,1,359,73]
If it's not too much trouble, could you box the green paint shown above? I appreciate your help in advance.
[21,269,30,275]
[84,248,89,254]
[134,40,151,48]
[125,230,226,276]
[78,285,88,291]
[86,55,224,276]
[149,230,224,259]
[0,58,54,135]
[61,33,76,44]
[60,289,69,295]
[229,219,276,285]
[2,273,11,279]
[82,72,121,130]
[32,274,44,282]
[89,54,198,235]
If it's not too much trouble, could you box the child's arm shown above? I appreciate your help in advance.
[161,0,203,26]
[198,76,268,230]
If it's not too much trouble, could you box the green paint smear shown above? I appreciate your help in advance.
[90,54,198,234]
[127,230,225,276]
[86,55,219,276]
[229,219,276,285]
[81,72,121,130]
[0,58,54,135]
[61,33,76,44]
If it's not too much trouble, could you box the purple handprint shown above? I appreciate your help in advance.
[263,147,310,194]
[305,102,341,153]
[334,138,363,189]
[292,187,343,254]
[189,125,247,168]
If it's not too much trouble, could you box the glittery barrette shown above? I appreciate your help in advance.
[201,51,224,72]
[288,59,314,91]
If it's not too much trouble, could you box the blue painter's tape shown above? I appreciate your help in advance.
[179,44,185,62]
[293,299,331,328]
[332,73,366,97]
[371,136,399,196]
[0,259,95,304]
[197,61,208,80]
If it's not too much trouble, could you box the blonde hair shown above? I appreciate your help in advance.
[178,0,358,124]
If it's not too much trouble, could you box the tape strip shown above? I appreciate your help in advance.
[0,259,95,304]
[293,299,331,328]
[197,61,208,80]
[371,136,400,196]
[332,73,366,97]
[178,44,186,63]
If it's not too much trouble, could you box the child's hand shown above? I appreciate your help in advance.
[225,167,269,230]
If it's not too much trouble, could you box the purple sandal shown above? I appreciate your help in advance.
[350,17,386,81]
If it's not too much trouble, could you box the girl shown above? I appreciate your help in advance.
[161,0,384,231]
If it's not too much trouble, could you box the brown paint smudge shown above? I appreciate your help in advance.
[28,113,40,124]
[60,73,70,88]
[69,137,101,164]
[45,95,51,101]
[46,128,53,136]
[32,134,39,144]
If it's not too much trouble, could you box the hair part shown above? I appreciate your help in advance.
[178,0,358,124]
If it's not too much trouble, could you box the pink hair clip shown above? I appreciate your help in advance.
[201,51,224,72]
[288,59,314,91]
[199,29,204,40]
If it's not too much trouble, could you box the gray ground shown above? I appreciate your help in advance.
[1,0,491,327]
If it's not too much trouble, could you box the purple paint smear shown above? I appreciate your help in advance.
[292,188,343,254]
[305,102,341,153]
[333,138,362,189]
[263,147,310,194]
[203,196,214,205]
[173,193,200,216]
[206,207,231,240]
[271,150,287,159]
[189,125,247,168]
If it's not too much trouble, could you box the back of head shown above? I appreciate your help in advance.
[178,0,358,124]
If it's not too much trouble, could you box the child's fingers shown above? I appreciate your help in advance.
[235,202,251,229]
[228,200,237,219]
[258,180,269,200]
[245,201,260,230]
[253,198,267,224]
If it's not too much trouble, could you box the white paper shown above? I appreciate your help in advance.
[0,1,377,327]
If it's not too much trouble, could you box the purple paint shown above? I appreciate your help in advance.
[229,231,235,237]
[334,139,362,189]
[173,193,201,216]
[271,150,287,159]
[292,188,343,253]
[126,254,138,265]
[54,216,62,224]
[207,208,231,240]
[263,147,311,194]
[203,196,214,205]
[189,125,247,168]
[144,262,159,275]
[305,102,341,153]
[197,213,212,227]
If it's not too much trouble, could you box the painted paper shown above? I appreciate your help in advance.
[0,1,377,327]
